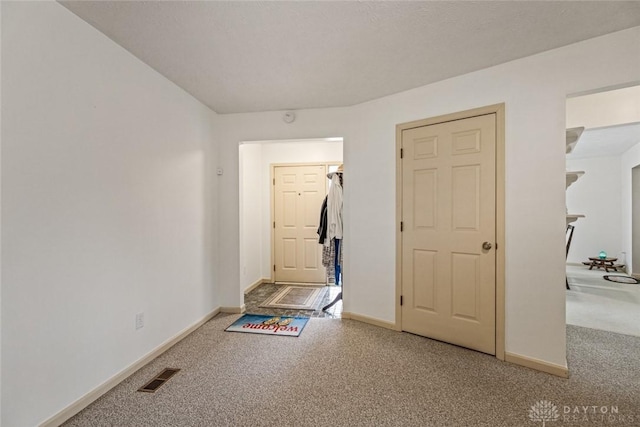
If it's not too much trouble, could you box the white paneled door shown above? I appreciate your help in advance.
[401,113,497,355]
[274,165,326,283]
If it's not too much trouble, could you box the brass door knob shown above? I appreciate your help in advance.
[482,242,493,250]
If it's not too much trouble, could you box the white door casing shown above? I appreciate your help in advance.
[400,113,497,355]
[632,165,640,276]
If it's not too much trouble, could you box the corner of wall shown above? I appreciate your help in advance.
[622,142,640,274]
[208,109,222,304]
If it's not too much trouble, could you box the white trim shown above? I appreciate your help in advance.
[274,281,326,286]
[342,311,399,331]
[244,278,271,294]
[504,352,569,378]
[220,305,246,314]
[39,308,221,427]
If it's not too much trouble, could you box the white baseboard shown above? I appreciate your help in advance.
[504,352,569,378]
[341,311,399,331]
[274,281,326,286]
[39,308,221,427]
[220,305,246,314]
[244,278,271,294]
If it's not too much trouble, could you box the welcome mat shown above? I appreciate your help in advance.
[225,314,309,337]
[259,285,327,310]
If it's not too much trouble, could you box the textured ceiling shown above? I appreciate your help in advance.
[59,1,640,114]
[568,123,640,159]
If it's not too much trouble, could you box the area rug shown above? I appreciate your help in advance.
[259,285,327,310]
[225,314,309,337]
[603,275,640,284]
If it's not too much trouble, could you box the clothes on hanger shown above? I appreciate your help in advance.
[320,166,343,285]
[317,195,328,245]
[321,165,345,309]
[326,174,343,241]
[322,239,343,284]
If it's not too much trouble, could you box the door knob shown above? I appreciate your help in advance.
[482,242,493,250]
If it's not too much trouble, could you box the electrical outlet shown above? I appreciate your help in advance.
[135,312,144,330]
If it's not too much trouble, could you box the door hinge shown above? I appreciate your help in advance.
[273,221,275,229]
[400,221,404,232]
[273,265,276,272]
[400,295,403,306]
[273,178,275,185]
[400,148,404,159]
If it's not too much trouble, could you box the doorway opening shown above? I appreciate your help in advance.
[239,137,344,318]
[565,84,640,337]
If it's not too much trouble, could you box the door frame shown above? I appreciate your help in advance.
[633,164,640,278]
[270,161,342,283]
[395,103,506,361]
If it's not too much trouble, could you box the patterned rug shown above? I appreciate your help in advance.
[225,314,310,337]
[259,285,327,310]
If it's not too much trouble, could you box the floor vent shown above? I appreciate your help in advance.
[137,368,180,393]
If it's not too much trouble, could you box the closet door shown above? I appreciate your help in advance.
[401,113,497,355]
[273,165,326,283]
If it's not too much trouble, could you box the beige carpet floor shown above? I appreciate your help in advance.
[64,315,640,426]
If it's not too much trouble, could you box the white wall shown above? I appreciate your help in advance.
[239,143,263,291]
[1,3,218,426]
[566,156,623,264]
[239,140,343,291]
[567,85,640,129]
[218,27,640,368]
[621,142,640,275]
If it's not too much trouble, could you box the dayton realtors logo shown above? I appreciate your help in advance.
[529,400,560,426]
[529,400,635,425]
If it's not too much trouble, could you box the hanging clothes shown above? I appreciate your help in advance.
[322,237,344,284]
[322,170,343,284]
[326,174,343,241]
[317,195,328,244]
[322,240,336,283]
